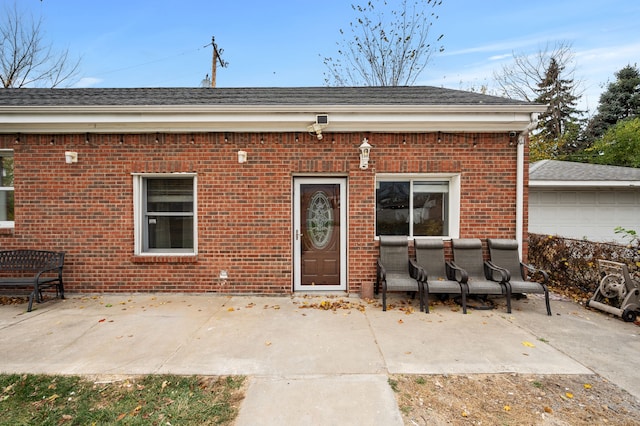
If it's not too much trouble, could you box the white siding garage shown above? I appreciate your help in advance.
[529,188,640,242]
[529,160,640,243]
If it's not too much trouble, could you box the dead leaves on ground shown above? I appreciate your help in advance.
[298,297,368,313]
[0,296,28,306]
[394,373,640,426]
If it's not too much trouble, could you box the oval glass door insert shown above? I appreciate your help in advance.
[307,191,333,249]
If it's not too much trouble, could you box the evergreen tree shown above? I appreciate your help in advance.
[532,58,582,158]
[586,65,640,140]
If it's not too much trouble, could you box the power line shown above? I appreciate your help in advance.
[91,45,205,78]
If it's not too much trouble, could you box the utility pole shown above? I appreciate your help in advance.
[205,36,228,88]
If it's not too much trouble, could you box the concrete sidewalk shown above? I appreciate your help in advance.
[0,293,638,425]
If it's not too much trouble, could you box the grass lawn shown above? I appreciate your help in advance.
[0,374,245,425]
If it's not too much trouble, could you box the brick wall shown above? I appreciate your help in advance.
[0,131,525,294]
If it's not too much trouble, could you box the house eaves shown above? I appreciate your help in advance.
[0,87,546,134]
[530,180,640,188]
[0,104,544,134]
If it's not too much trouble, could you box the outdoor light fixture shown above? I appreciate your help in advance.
[359,138,372,170]
[65,151,78,164]
[306,115,329,140]
[238,150,247,163]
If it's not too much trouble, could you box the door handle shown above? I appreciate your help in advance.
[296,229,303,240]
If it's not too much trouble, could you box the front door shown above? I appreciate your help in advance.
[293,178,347,291]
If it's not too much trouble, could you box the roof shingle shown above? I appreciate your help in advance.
[0,86,537,107]
[530,160,640,182]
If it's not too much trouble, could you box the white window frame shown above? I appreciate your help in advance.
[133,173,197,256]
[375,173,460,239]
[0,149,14,228]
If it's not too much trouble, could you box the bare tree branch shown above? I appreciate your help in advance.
[0,3,80,88]
[492,40,581,102]
[323,0,444,87]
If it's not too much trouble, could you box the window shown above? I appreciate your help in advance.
[133,174,197,255]
[376,175,460,238]
[0,150,14,228]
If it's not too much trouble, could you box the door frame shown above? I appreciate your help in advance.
[293,177,347,291]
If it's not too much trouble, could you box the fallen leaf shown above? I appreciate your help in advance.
[227,307,235,312]
[566,392,574,399]
[544,406,553,413]
[398,319,404,324]
[98,318,106,323]
[584,383,592,389]
[116,413,127,421]
[503,405,511,411]
[461,411,468,417]
[265,341,272,346]
[522,341,535,348]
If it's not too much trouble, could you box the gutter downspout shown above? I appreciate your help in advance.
[516,113,539,259]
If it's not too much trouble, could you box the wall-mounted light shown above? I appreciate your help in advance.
[307,115,329,140]
[65,151,78,164]
[238,150,247,164]
[509,131,518,146]
[359,138,372,170]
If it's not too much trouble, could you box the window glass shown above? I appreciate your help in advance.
[146,179,194,213]
[376,178,452,237]
[412,182,448,236]
[0,153,14,224]
[142,177,194,252]
[376,181,409,235]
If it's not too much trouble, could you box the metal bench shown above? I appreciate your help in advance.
[587,259,640,322]
[0,250,65,312]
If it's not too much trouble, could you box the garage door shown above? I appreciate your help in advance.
[529,188,640,243]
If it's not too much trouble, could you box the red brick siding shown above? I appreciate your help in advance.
[0,131,526,294]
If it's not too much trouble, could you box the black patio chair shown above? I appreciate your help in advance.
[414,238,463,313]
[376,236,423,311]
[449,238,510,314]
[487,239,552,316]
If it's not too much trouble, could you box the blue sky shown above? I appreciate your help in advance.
[8,0,640,114]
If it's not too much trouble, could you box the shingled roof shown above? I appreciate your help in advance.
[0,86,546,134]
[0,86,534,107]
[530,160,640,185]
